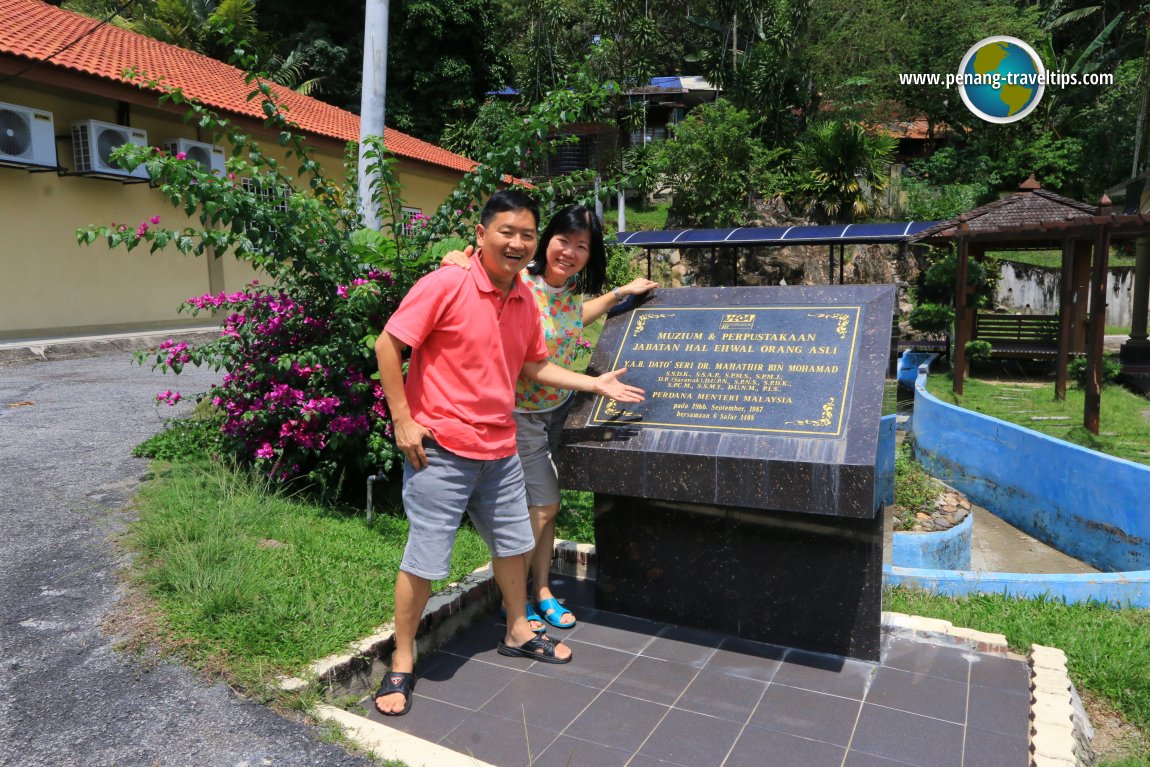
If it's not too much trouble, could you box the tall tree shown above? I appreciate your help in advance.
[383,0,503,141]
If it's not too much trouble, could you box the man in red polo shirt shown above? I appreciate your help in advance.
[372,190,644,716]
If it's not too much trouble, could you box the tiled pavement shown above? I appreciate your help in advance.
[359,577,1032,767]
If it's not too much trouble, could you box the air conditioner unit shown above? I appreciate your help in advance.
[71,119,149,180]
[0,101,56,169]
[162,138,226,175]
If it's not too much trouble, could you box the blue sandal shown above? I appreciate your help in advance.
[499,602,547,633]
[537,597,576,629]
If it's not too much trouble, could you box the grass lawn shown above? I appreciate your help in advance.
[923,372,1150,466]
[989,249,1138,268]
[604,201,670,232]
[126,460,493,686]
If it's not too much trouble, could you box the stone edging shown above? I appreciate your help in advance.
[880,611,1012,654]
[1029,644,1094,767]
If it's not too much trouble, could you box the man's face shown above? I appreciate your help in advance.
[475,209,538,290]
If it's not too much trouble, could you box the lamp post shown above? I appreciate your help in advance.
[358,0,389,231]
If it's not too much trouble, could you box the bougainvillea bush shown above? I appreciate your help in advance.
[79,62,621,493]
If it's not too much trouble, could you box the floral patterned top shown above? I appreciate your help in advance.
[515,272,583,412]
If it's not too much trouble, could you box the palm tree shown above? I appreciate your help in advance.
[138,0,261,58]
[793,121,896,224]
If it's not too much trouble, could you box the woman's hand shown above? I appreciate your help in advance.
[616,277,659,299]
[440,245,474,270]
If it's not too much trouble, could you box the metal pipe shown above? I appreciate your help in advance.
[365,470,387,522]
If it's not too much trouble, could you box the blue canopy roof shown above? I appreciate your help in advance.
[615,222,941,248]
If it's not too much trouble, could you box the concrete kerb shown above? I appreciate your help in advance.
[0,327,219,366]
[277,562,501,698]
[297,544,1081,767]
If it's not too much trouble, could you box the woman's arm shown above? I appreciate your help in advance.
[582,277,660,325]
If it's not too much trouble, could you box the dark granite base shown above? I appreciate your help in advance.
[593,494,884,660]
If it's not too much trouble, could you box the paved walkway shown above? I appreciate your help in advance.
[357,577,1033,767]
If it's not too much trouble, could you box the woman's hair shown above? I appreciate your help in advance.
[527,204,607,294]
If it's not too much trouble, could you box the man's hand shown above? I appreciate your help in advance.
[393,415,433,470]
[440,245,474,270]
[593,368,645,403]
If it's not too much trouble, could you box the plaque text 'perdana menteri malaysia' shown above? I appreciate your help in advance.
[592,305,861,436]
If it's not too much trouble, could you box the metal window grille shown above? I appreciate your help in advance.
[241,177,290,239]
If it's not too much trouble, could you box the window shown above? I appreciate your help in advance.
[241,176,291,240]
[242,177,290,214]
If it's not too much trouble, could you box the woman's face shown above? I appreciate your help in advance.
[543,228,591,286]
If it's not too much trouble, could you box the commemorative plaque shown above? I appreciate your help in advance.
[558,285,895,659]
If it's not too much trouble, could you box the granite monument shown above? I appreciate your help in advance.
[558,285,895,660]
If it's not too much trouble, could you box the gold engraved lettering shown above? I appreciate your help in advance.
[714,363,764,371]
[787,364,840,374]
[720,333,815,342]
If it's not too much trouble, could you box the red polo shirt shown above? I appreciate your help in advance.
[385,253,548,460]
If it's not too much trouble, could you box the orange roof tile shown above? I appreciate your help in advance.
[0,0,478,174]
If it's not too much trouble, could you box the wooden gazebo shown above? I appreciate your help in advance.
[912,175,1150,434]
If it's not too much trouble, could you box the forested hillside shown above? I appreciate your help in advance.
[63,0,1149,216]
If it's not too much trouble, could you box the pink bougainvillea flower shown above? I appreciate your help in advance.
[175,151,187,160]
[149,215,161,225]
[255,443,275,459]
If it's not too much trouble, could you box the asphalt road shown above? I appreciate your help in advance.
[0,352,371,767]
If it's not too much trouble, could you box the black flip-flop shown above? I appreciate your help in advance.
[373,671,416,716]
[497,634,572,664]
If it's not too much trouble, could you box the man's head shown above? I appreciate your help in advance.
[479,189,540,228]
[475,190,541,291]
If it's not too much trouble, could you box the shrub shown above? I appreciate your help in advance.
[1067,355,1122,388]
[908,303,954,339]
[964,340,993,364]
[605,242,640,288]
[133,410,224,462]
[80,58,629,492]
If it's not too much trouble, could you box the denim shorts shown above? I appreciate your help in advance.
[400,441,535,580]
[513,397,573,508]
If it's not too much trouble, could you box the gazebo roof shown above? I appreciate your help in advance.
[911,175,1098,243]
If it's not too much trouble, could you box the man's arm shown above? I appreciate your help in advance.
[374,331,433,470]
[520,360,645,403]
